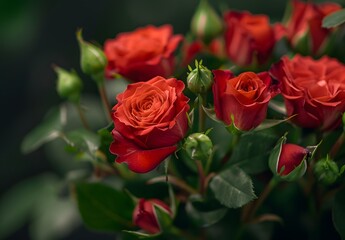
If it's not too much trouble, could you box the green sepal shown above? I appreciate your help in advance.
[322,8,345,28]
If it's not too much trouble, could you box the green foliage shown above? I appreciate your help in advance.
[228,131,278,174]
[0,174,79,240]
[185,195,228,227]
[210,167,257,208]
[322,9,345,28]
[21,106,65,154]
[332,187,345,239]
[75,182,134,232]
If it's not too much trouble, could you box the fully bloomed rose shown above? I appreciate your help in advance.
[223,11,276,67]
[104,25,183,82]
[270,55,345,131]
[133,199,172,234]
[212,70,278,131]
[281,0,341,56]
[109,76,190,173]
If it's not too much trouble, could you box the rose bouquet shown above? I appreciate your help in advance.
[18,0,345,239]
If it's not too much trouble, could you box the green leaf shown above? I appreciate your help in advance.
[253,115,296,132]
[186,195,228,227]
[21,106,66,154]
[64,128,100,161]
[123,230,159,239]
[75,182,134,232]
[30,181,80,240]
[0,174,61,239]
[210,167,257,208]
[322,9,345,28]
[229,131,279,174]
[332,187,345,238]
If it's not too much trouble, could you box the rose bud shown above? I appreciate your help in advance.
[109,76,190,173]
[270,55,345,131]
[184,133,213,162]
[281,0,341,56]
[133,198,172,234]
[212,70,278,131]
[269,135,310,181]
[104,25,183,82]
[187,60,213,94]
[223,10,276,67]
[54,66,82,103]
[76,30,107,78]
[191,0,223,44]
[314,157,340,185]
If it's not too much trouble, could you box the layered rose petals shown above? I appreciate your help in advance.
[213,70,278,131]
[104,25,183,82]
[270,55,345,131]
[110,76,190,173]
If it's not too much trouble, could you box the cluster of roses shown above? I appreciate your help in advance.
[91,0,345,233]
[52,0,345,235]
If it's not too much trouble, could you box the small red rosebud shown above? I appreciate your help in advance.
[277,143,309,176]
[269,135,314,181]
[132,199,172,234]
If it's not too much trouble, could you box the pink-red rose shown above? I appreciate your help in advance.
[223,11,276,67]
[212,70,278,131]
[270,55,345,131]
[277,143,308,176]
[104,25,183,82]
[133,198,172,234]
[281,0,341,56]
[109,76,190,173]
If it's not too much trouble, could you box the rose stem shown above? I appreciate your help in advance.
[241,176,279,223]
[75,103,90,129]
[195,160,206,195]
[93,72,112,123]
[329,132,345,159]
[97,82,112,123]
[198,94,206,132]
[147,175,198,195]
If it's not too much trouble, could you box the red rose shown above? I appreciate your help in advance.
[223,11,276,67]
[212,70,278,131]
[109,76,190,173]
[282,0,341,56]
[104,25,183,82]
[277,144,308,176]
[133,198,172,234]
[270,55,345,131]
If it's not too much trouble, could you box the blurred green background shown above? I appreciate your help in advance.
[1,0,343,239]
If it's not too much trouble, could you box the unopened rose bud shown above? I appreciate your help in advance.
[54,66,82,103]
[133,198,172,234]
[187,60,213,94]
[191,0,223,43]
[184,133,213,162]
[314,157,339,185]
[269,135,312,181]
[76,30,107,77]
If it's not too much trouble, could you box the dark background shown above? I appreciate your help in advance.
[1,0,342,239]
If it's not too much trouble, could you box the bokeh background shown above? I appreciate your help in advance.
[1,0,343,239]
